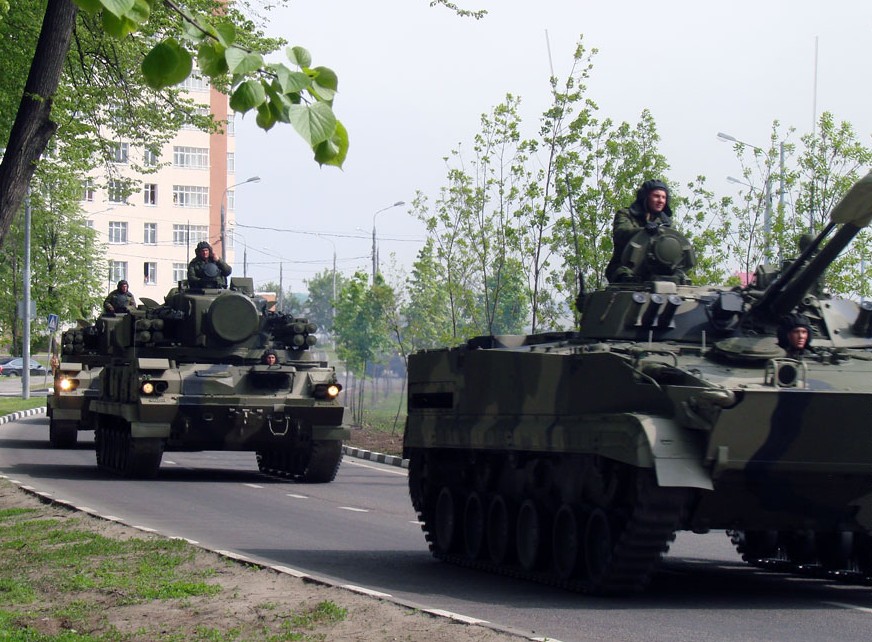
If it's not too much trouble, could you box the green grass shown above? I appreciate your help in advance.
[0,397,46,416]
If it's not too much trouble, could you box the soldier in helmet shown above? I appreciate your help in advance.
[261,350,278,365]
[777,312,813,358]
[187,241,232,288]
[103,279,137,314]
[606,179,674,283]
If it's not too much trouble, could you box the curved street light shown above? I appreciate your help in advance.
[220,175,261,257]
[371,200,405,281]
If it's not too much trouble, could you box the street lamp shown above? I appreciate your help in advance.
[371,200,405,281]
[220,175,261,258]
[718,131,786,264]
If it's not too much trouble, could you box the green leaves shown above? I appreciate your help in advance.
[142,39,192,90]
[72,0,348,168]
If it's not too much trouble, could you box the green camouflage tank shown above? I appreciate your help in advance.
[50,276,347,481]
[404,172,872,594]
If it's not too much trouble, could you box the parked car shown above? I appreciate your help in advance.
[0,358,48,376]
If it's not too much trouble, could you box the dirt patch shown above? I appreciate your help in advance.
[346,425,405,457]
[0,481,522,641]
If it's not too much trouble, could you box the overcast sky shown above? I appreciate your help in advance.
[233,0,872,292]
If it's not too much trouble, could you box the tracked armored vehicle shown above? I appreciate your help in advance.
[404,173,872,594]
[51,276,347,480]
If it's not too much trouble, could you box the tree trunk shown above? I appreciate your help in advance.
[0,0,78,249]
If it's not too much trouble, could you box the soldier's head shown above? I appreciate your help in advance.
[117,280,129,293]
[196,241,212,259]
[262,350,278,365]
[635,179,672,217]
[777,312,813,353]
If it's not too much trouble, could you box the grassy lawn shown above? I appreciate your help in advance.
[0,397,46,417]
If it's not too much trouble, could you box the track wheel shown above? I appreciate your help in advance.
[433,486,457,554]
[298,440,343,483]
[463,492,486,560]
[584,507,613,585]
[486,494,514,565]
[516,499,546,571]
[552,504,581,580]
[816,531,853,571]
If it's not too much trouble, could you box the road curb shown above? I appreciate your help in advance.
[342,445,408,469]
[0,405,46,426]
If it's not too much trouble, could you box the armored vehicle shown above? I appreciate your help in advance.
[404,173,872,594]
[51,276,347,480]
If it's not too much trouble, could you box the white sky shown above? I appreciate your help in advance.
[233,0,872,292]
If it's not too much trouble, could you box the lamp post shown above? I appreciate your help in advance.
[316,234,337,338]
[371,200,405,281]
[718,132,785,264]
[220,175,261,258]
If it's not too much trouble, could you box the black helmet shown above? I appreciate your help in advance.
[633,179,673,217]
[777,312,813,350]
[196,241,212,251]
[117,280,128,288]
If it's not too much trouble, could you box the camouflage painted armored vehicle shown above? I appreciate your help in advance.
[56,276,347,480]
[404,173,872,594]
[47,332,104,448]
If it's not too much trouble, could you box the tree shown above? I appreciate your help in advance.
[304,269,347,336]
[0,0,347,250]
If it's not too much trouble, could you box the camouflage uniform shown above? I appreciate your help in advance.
[187,241,232,288]
[606,180,673,283]
[103,281,136,313]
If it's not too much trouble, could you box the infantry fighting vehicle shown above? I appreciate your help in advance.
[49,275,347,480]
[404,173,872,594]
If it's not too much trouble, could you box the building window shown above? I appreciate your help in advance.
[143,148,159,166]
[143,222,157,245]
[81,180,95,202]
[180,74,209,92]
[109,260,127,283]
[143,262,157,285]
[108,179,128,203]
[173,146,209,169]
[227,190,235,211]
[172,185,209,208]
[172,224,208,246]
[143,183,157,206]
[172,263,187,283]
[182,106,210,130]
[108,221,128,244]
[227,152,235,173]
[227,113,235,136]
[110,142,129,164]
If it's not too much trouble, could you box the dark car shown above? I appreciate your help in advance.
[0,357,48,376]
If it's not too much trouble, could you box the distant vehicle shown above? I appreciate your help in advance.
[0,358,48,377]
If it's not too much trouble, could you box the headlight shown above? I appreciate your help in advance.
[57,377,79,392]
[140,380,168,396]
[313,383,342,400]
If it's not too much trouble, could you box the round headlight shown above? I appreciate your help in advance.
[141,381,155,395]
[59,378,73,392]
[327,384,340,399]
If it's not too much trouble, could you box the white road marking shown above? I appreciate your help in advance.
[823,601,872,614]
[286,493,308,499]
[338,506,369,513]
[342,459,407,476]
[243,483,264,489]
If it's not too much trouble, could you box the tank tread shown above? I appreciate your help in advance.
[415,463,690,595]
[95,420,163,479]
[256,439,343,483]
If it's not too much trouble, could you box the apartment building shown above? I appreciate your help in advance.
[82,77,238,300]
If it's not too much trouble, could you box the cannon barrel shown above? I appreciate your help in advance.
[752,172,872,319]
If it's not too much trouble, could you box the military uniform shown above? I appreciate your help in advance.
[187,241,232,288]
[103,281,136,313]
[605,180,673,283]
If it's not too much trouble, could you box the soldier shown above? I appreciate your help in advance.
[606,179,673,283]
[103,280,136,314]
[187,241,232,288]
[262,350,278,365]
[777,312,813,358]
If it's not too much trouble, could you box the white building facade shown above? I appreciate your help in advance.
[83,79,238,301]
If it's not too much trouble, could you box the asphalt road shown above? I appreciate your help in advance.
[1,414,871,641]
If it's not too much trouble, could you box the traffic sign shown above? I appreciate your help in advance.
[47,313,59,332]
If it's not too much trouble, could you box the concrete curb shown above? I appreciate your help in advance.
[0,405,46,425]
[342,445,409,469]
